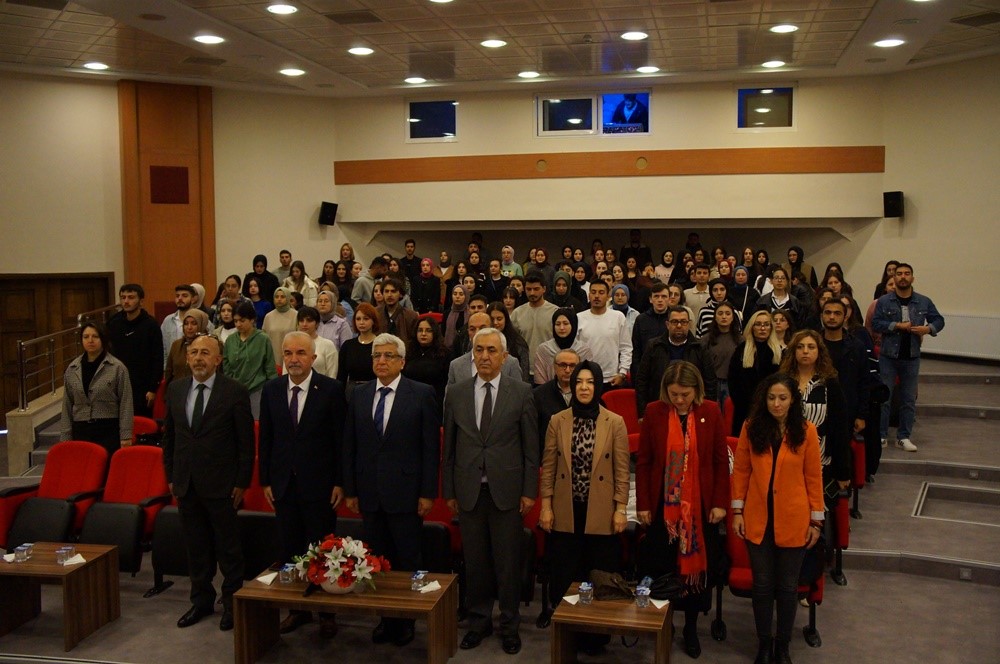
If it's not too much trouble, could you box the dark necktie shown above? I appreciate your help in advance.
[191,383,206,430]
[290,385,301,429]
[480,382,492,434]
[374,386,391,437]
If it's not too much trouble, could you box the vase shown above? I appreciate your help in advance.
[320,578,362,594]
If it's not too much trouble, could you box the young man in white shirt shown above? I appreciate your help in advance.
[577,280,632,390]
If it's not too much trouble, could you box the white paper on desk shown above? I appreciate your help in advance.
[64,554,87,566]
[419,580,442,593]
[650,599,669,610]
[563,595,579,605]
[256,572,278,585]
[2,553,14,563]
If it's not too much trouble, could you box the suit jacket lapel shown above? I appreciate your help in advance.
[559,413,573,474]
[590,411,611,472]
[382,378,407,441]
[296,374,322,431]
[483,378,510,443]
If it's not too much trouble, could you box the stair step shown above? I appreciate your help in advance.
[917,404,1000,420]
[920,372,1000,385]
[844,549,1000,586]
[878,459,1000,483]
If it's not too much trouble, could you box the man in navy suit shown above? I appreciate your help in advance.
[259,331,347,637]
[443,327,538,655]
[162,334,254,632]
[343,333,440,648]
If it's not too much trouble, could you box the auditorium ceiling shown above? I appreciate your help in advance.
[0,0,997,97]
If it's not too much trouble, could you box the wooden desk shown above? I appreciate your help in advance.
[551,582,673,664]
[233,571,458,664]
[0,542,120,651]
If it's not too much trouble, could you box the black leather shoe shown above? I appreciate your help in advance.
[393,623,415,647]
[773,638,793,664]
[683,624,702,659]
[501,633,522,655]
[460,628,492,650]
[219,609,234,631]
[535,608,553,629]
[754,636,774,664]
[279,611,313,634]
[372,620,392,644]
[177,605,213,628]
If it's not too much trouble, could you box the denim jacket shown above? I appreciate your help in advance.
[871,291,945,359]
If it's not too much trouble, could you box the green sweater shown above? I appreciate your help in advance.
[223,328,277,393]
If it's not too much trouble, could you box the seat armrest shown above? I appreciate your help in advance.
[139,493,173,508]
[66,488,105,503]
[0,484,39,499]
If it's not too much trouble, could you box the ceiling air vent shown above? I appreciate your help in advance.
[183,56,226,67]
[951,12,1000,28]
[6,0,69,10]
[325,11,382,25]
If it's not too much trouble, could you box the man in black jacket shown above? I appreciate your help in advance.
[532,348,579,458]
[634,306,714,417]
[107,283,163,417]
[630,282,672,377]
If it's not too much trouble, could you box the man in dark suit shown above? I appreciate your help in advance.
[443,327,539,655]
[532,348,579,459]
[343,333,440,648]
[259,331,347,637]
[162,334,254,631]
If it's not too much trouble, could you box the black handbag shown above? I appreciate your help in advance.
[647,572,685,602]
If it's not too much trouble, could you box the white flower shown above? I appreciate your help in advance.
[342,538,366,559]
[354,559,374,581]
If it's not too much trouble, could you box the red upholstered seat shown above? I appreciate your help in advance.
[602,388,641,453]
[102,446,171,539]
[241,420,273,513]
[38,441,109,532]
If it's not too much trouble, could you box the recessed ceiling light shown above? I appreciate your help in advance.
[621,31,648,41]
[408,118,420,123]
[267,4,298,14]
[762,60,785,68]
[348,46,374,56]
[405,76,426,84]
[82,62,109,70]
[770,24,798,34]
[429,0,453,3]
[754,122,765,126]
[567,118,582,125]
[518,71,540,78]
[760,88,774,94]
[874,38,905,48]
[755,107,771,113]
[481,39,507,48]
[280,68,305,76]
[194,35,225,44]
[636,65,659,73]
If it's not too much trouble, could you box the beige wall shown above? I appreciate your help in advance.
[1,54,996,322]
[0,73,122,281]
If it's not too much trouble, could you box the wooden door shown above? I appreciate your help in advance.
[0,274,113,428]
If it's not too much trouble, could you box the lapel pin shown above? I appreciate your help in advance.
[700,418,705,423]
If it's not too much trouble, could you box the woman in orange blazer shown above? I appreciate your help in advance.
[636,360,730,659]
[538,360,630,629]
[732,373,825,664]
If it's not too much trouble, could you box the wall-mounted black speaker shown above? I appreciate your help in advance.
[319,201,339,226]
[883,191,903,218]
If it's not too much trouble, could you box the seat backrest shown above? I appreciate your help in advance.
[724,435,751,570]
[241,423,273,512]
[103,446,168,504]
[133,416,159,437]
[420,312,444,324]
[723,397,734,438]
[152,378,168,420]
[602,388,640,435]
[38,441,107,499]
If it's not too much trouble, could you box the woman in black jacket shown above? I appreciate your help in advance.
[727,310,784,437]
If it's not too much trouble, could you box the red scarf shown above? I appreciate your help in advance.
[662,407,707,589]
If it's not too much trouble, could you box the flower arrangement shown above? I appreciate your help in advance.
[294,534,391,592]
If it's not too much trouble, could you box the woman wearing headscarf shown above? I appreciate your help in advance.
[534,308,593,385]
[165,308,210,385]
[655,249,681,285]
[636,361,729,659]
[189,282,212,319]
[262,286,298,361]
[224,301,278,419]
[729,266,761,328]
[570,262,592,305]
[409,257,441,314]
[443,284,470,350]
[548,270,586,312]
[610,284,639,332]
[242,254,280,304]
[783,246,818,290]
[537,361,630,628]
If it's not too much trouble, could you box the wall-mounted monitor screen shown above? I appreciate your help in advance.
[407,100,457,141]
[737,87,794,129]
[601,92,650,134]
[537,97,595,136]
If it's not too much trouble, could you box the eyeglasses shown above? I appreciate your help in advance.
[371,352,401,361]
[555,362,578,370]
[668,319,690,326]
[753,322,772,328]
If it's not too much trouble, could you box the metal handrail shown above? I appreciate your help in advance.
[15,304,122,411]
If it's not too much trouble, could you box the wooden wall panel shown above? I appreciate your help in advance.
[119,81,214,306]
[334,146,885,185]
